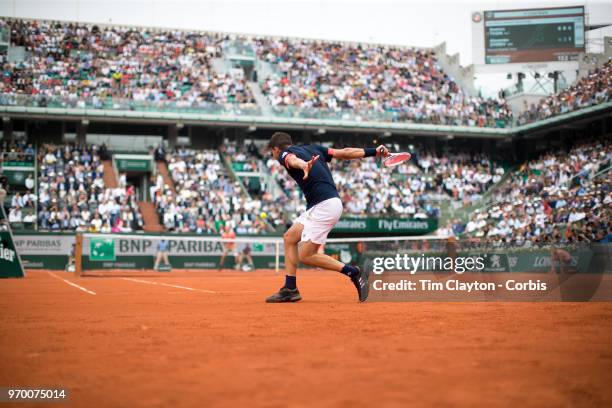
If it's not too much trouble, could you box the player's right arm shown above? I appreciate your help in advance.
[330,145,389,160]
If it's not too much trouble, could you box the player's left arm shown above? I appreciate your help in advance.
[329,145,389,160]
[285,154,319,180]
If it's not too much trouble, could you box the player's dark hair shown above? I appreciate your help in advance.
[268,132,292,150]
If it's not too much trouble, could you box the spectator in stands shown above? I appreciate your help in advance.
[463,139,611,245]
[35,143,144,232]
[25,174,34,191]
[256,39,513,127]
[8,206,22,223]
[519,60,612,125]
[2,19,257,114]
[154,144,166,162]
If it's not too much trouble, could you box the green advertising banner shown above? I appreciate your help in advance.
[2,169,34,187]
[232,162,256,172]
[114,155,153,172]
[90,237,116,261]
[116,159,151,172]
[333,217,437,234]
[0,231,25,278]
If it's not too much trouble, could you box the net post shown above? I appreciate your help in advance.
[275,241,280,274]
[75,233,83,277]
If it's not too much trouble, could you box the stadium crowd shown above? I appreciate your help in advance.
[265,157,306,215]
[1,140,36,228]
[463,139,612,245]
[0,18,518,127]
[153,146,282,234]
[4,18,611,129]
[415,151,505,204]
[256,39,513,127]
[519,60,612,125]
[37,143,143,232]
[2,138,609,245]
[1,19,256,112]
[223,141,288,228]
[325,146,504,217]
[0,140,36,164]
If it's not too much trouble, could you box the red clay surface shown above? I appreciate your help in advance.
[1,269,611,408]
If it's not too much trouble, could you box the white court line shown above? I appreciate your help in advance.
[47,272,96,295]
[121,278,217,294]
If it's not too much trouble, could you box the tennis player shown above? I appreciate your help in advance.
[266,132,389,303]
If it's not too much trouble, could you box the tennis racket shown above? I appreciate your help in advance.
[382,152,412,167]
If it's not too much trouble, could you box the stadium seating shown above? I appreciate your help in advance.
[5,137,607,243]
[463,139,612,245]
[255,39,513,127]
[37,143,144,232]
[3,18,610,129]
[222,142,287,230]
[1,140,37,229]
[1,19,610,242]
[1,18,514,127]
[1,19,257,113]
[325,147,504,217]
[153,147,279,234]
[518,60,611,125]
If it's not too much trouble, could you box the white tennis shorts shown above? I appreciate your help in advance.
[294,197,343,245]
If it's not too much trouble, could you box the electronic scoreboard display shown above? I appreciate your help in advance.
[484,6,585,65]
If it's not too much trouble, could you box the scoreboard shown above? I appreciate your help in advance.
[484,6,585,65]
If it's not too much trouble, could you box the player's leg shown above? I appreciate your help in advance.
[298,240,343,271]
[162,252,169,266]
[154,252,162,270]
[298,239,368,301]
[297,197,368,301]
[284,222,303,277]
[265,222,303,303]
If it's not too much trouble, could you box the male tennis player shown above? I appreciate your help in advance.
[266,132,389,303]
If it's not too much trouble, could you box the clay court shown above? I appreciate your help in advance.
[1,270,611,407]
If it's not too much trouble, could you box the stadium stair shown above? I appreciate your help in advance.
[219,151,251,197]
[102,160,118,188]
[138,201,165,232]
[212,58,231,75]
[254,59,278,84]
[156,161,176,194]
[247,82,274,116]
[432,42,477,96]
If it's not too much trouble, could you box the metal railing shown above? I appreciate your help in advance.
[0,151,35,167]
[0,94,262,116]
[1,94,611,133]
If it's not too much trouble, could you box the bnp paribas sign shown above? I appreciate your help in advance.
[90,237,116,261]
[0,231,25,278]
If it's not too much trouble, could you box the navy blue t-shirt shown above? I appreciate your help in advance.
[279,144,339,209]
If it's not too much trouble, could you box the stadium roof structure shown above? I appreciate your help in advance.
[1,101,610,139]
